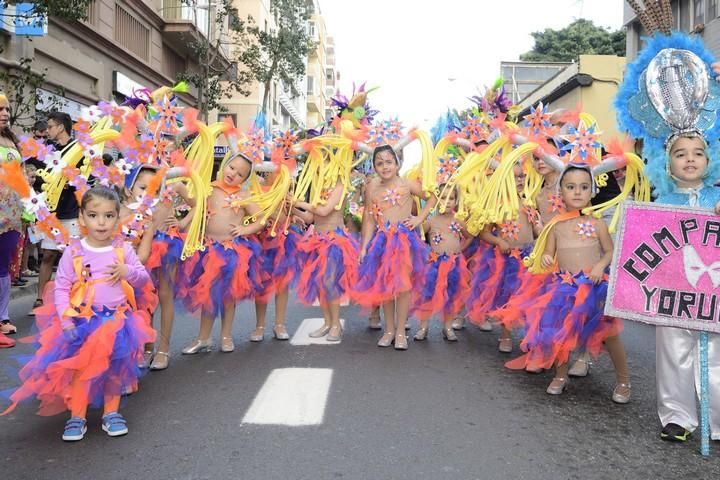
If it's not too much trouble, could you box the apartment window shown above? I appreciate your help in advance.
[709,0,718,18]
[326,68,333,81]
[307,76,315,95]
[695,0,705,25]
[115,5,150,61]
[308,22,316,37]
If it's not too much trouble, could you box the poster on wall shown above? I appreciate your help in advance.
[606,201,720,333]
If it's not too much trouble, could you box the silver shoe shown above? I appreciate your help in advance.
[546,377,568,395]
[452,317,466,330]
[273,326,290,340]
[249,327,265,342]
[414,327,428,341]
[140,349,154,369]
[442,328,458,342]
[477,319,493,332]
[498,337,512,353]
[568,358,590,377]
[181,338,213,355]
[149,352,169,370]
[612,383,631,404]
[326,326,342,342]
[220,336,235,353]
[377,331,394,347]
[309,325,331,338]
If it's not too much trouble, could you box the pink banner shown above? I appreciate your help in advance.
[607,201,720,333]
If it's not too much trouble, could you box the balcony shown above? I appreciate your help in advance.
[159,0,232,76]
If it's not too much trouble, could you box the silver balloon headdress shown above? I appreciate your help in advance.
[615,0,720,194]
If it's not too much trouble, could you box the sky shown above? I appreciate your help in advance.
[320,0,625,130]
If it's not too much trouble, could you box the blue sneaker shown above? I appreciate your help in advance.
[62,417,87,441]
[101,412,129,437]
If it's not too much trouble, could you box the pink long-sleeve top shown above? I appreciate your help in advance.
[54,238,150,316]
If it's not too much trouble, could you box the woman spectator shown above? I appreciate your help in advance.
[0,94,23,347]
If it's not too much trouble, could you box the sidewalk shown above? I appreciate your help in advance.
[10,276,38,300]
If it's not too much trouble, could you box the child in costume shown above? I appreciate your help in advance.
[468,161,540,352]
[412,185,470,342]
[294,179,359,342]
[176,153,264,354]
[143,181,191,369]
[356,144,436,350]
[1,186,155,441]
[508,165,631,402]
[615,2,720,440]
[250,132,305,343]
[251,202,301,342]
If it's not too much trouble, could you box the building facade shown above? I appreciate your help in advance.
[0,0,229,127]
[500,61,571,105]
[624,0,720,60]
[305,4,328,129]
[516,55,627,142]
[221,0,333,133]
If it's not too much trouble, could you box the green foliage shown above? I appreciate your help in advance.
[236,0,313,113]
[0,1,91,21]
[0,57,64,129]
[520,19,626,62]
[176,0,254,117]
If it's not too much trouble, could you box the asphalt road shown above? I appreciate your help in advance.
[1,292,719,480]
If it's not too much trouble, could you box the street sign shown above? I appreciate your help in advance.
[214,145,229,157]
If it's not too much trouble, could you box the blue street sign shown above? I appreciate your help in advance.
[214,145,229,157]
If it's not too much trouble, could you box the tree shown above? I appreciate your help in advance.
[0,1,87,130]
[236,0,313,115]
[0,1,92,23]
[0,57,65,128]
[520,19,626,62]
[176,0,255,119]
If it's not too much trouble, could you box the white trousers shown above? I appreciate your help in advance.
[656,326,720,439]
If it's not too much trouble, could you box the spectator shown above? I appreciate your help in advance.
[32,119,48,141]
[20,158,43,278]
[34,112,80,311]
[0,94,22,347]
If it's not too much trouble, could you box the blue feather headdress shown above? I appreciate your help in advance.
[615,32,720,195]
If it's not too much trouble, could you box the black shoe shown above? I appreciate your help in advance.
[660,423,691,442]
[12,278,27,286]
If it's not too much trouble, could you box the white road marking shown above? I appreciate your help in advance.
[241,368,333,426]
[290,317,346,345]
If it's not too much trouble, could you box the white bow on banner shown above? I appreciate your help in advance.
[683,245,720,288]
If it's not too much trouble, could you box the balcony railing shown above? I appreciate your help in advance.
[161,0,210,38]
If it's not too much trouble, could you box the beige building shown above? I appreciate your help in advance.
[324,35,338,121]
[305,5,328,129]
[0,0,231,127]
[517,55,627,143]
[222,0,304,131]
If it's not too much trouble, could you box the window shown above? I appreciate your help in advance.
[308,22,316,37]
[326,68,333,81]
[709,0,718,19]
[115,5,150,61]
[307,76,315,95]
[218,113,237,126]
[695,0,705,25]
